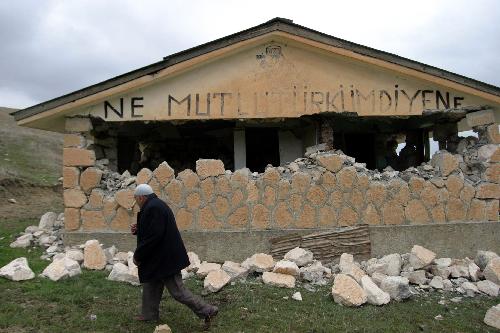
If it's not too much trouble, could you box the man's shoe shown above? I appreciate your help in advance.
[133,315,159,322]
[203,306,219,328]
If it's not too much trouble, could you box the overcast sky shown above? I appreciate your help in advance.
[1,0,499,109]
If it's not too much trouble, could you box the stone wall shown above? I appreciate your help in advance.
[62,112,500,235]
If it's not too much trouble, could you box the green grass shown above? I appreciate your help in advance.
[1,219,499,333]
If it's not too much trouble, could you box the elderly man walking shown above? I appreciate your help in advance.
[131,184,218,325]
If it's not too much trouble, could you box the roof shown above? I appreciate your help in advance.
[11,17,500,122]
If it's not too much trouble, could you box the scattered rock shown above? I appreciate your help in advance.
[331,274,367,307]
[107,262,140,285]
[407,270,427,285]
[292,291,302,301]
[477,280,499,297]
[484,304,500,330]
[380,276,411,301]
[83,240,107,270]
[42,257,81,281]
[187,252,201,272]
[284,247,313,267]
[429,276,444,289]
[273,260,300,276]
[361,275,390,305]
[196,262,221,278]
[222,261,248,281]
[409,245,436,269]
[8,198,17,204]
[262,272,295,288]
[434,258,452,267]
[10,234,33,248]
[204,269,231,292]
[39,212,58,230]
[153,324,172,333]
[65,249,84,263]
[475,251,499,270]
[300,261,331,285]
[241,253,275,273]
[484,257,500,285]
[0,257,35,281]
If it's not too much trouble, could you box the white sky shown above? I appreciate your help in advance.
[0,0,499,109]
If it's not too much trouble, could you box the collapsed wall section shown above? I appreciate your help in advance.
[61,112,500,235]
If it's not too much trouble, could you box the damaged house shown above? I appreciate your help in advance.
[11,18,500,261]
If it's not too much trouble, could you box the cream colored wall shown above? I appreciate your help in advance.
[77,38,498,122]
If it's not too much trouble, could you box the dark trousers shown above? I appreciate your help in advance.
[142,273,214,320]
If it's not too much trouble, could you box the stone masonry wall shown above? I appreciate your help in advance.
[62,112,500,234]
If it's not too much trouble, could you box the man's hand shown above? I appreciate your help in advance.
[130,223,137,235]
[133,256,140,266]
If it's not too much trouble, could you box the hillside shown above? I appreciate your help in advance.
[0,107,63,218]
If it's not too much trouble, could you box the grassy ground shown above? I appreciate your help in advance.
[0,107,62,186]
[1,219,499,333]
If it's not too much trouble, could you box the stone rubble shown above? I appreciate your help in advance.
[0,257,35,281]
[292,291,302,301]
[4,210,500,319]
[153,324,172,333]
[484,304,500,330]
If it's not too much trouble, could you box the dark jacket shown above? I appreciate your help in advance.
[133,194,190,283]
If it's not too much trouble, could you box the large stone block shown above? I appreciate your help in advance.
[81,210,107,231]
[483,164,500,184]
[431,151,459,177]
[404,200,430,224]
[63,167,80,189]
[64,208,81,231]
[115,189,135,209]
[64,189,87,208]
[178,169,200,189]
[136,168,153,184]
[80,167,103,194]
[196,159,225,179]
[228,206,249,228]
[476,183,500,199]
[153,161,175,186]
[486,124,500,144]
[63,134,85,148]
[83,239,106,270]
[65,117,92,132]
[251,204,270,229]
[466,109,496,127]
[382,201,404,225]
[331,274,367,307]
[111,207,132,231]
[63,148,96,167]
[316,154,345,173]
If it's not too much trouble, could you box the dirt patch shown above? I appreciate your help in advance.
[0,178,63,219]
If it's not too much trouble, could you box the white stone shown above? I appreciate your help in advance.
[433,258,452,267]
[65,249,84,263]
[107,263,140,285]
[126,252,139,282]
[104,246,117,264]
[83,240,107,270]
[262,271,295,288]
[377,253,402,276]
[154,324,172,333]
[283,247,313,267]
[46,245,58,253]
[461,281,478,295]
[430,265,451,279]
[484,304,500,330]
[361,275,390,305]
[339,255,366,283]
[331,274,367,307]
[42,257,81,281]
[113,251,129,264]
[196,262,221,278]
[371,272,387,287]
[449,262,469,278]
[39,235,56,246]
[429,276,444,289]
[39,212,58,230]
[475,251,499,270]
[204,269,231,292]
[10,234,33,248]
[273,260,300,276]
[380,276,411,301]
[468,262,481,282]
[299,261,331,285]
[443,279,453,291]
[484,257,500,285]
[187,251,201,272]
[292,291,302,301]
[25,225,40,234]
[477,280,499,297]
[241,253,275,273]
[222,261,248,281]
[409,245,436,269]
[407,270,427,285]
[181,269,193,280]
[0,257,35,281]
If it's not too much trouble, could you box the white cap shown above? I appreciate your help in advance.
[134,184,154,196]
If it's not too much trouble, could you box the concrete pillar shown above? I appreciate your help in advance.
[234,128,246,170]
[278,130,303,165]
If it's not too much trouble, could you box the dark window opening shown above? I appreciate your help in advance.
[116,121,234,174]
[245,127,280,173]
[341,133,377,170]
